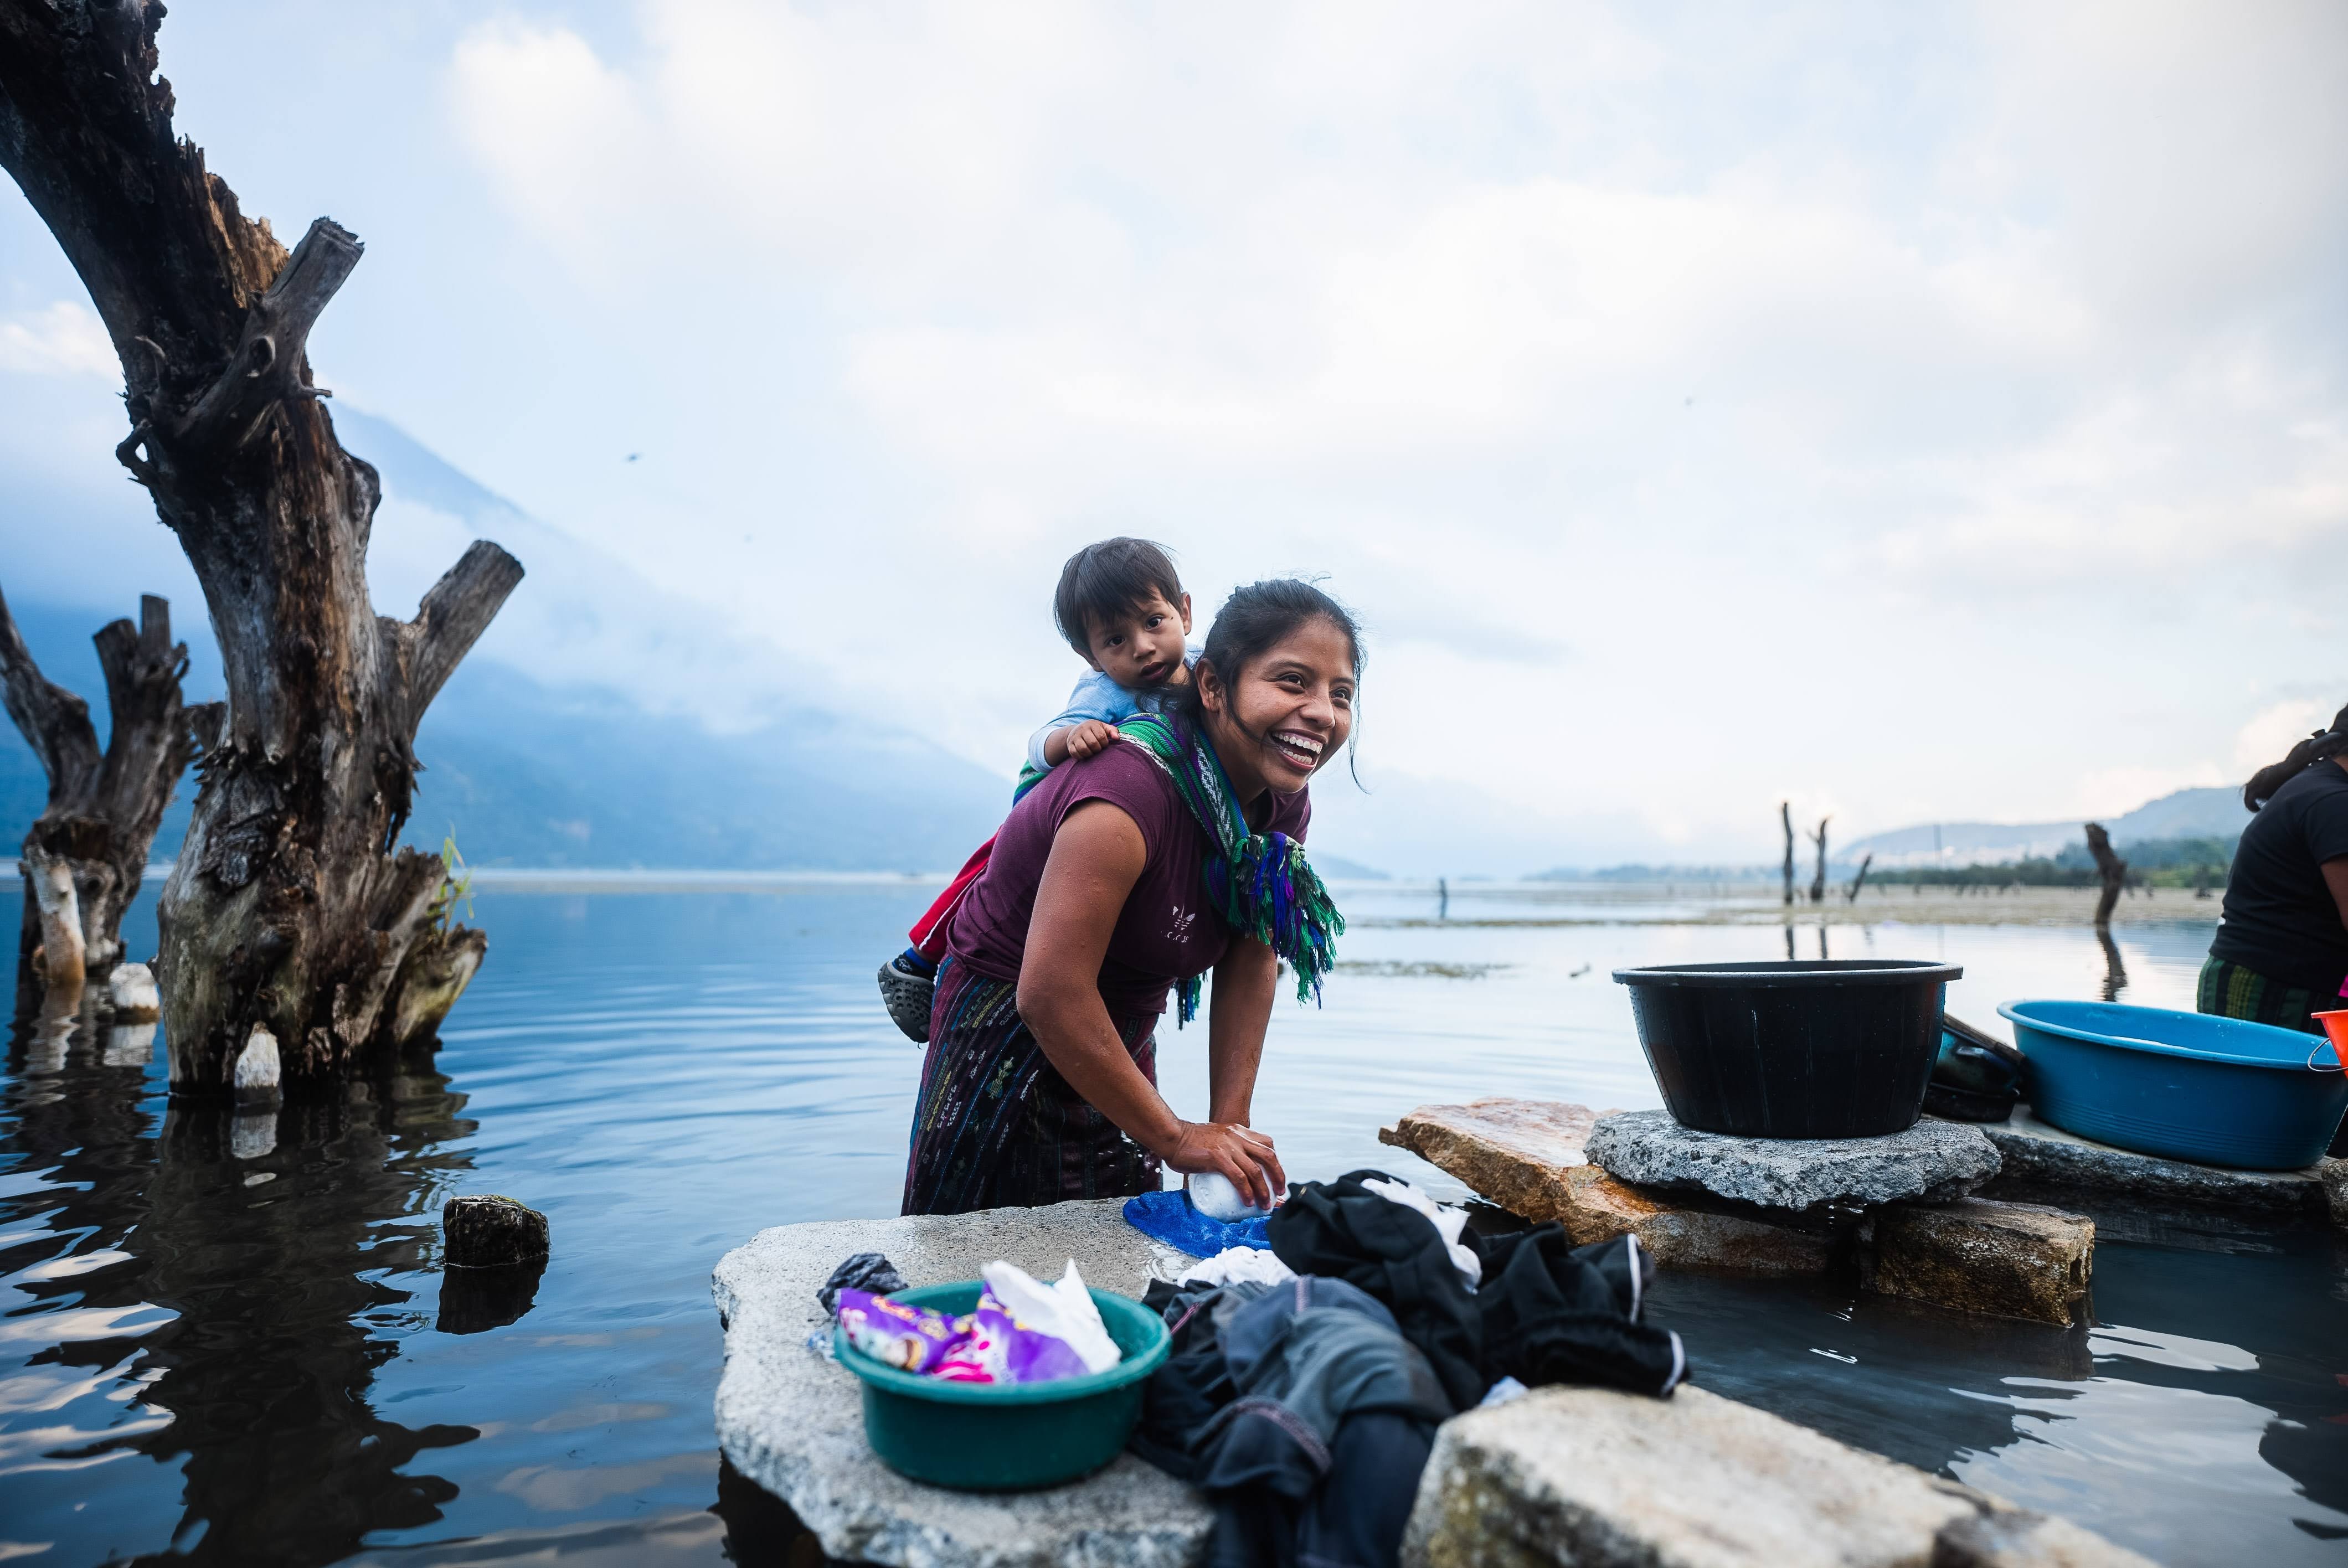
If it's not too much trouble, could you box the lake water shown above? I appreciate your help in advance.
[2,879,2343,1566]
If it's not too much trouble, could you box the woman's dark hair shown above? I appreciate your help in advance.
[1175,578,1365,780]
[2244,702,2348,811]
[1053,538,1185,657]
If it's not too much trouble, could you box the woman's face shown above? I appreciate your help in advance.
[1201,618,1358,798]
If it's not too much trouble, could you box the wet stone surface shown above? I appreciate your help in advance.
[441,1193,550,1267]
[1403,1384,2155,1568]
[1866,1198,2094,1326]
[711,1198,1212,1568]
[1382,1100,1834,1275]
[1585,1111,2001,1211]
[1981,1106,2337,1220]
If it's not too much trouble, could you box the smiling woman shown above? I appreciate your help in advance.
[902,580,1361,1216]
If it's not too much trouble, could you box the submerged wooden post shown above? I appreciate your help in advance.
[2084,823,2127,929]
[1780,803,1795,907]
[0,588,217,1008]
[1846,853,1873,903]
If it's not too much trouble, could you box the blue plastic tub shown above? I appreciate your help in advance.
[1997,1000,2348,1169]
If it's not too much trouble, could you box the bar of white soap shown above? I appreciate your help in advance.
[1189,1171,1268,1223]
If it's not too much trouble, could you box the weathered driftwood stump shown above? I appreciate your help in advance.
[443,1194,550,1269]
[0,587,217,1012]
[0,8,522,1094]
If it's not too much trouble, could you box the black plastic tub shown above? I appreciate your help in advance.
[1611,960,1963,1138]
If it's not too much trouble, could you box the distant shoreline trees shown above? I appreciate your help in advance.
[1870,835,2236,891]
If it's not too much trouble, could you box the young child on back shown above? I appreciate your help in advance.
[877,538,1194,1042]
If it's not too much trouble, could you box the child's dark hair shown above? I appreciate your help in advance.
[2244,701,2348,811]
[1053,538,1186,657]
[1174,578,1365,780]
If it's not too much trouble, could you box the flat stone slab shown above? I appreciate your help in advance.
[1587,1111,2000,1211]
[711,1198,1212,1567]
[1381,1101,1831,1275]
[1866,1198,2093,1326]
[1402,1384,2154,1568]
[1981,1106,2340,1221]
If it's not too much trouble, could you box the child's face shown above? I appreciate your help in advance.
[1084,590,1193,690]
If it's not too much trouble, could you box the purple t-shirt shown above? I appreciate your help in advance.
[947,741,1311,1017]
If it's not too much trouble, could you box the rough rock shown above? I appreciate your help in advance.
[1381,1100,1832,1275]
[1933,1507,2155,1568]
[1401,1384,2154,1568]
[1381,1097,1608,1213]
[1564,1168,1835,1275]
[443,1194,550,1267]
[232,1025,281,1107]
[1866,1199,2092,1325]
[1587,1111,2000,1211]
[106,961,160,1020]
[1983,1107,2331,1218]
[712,1197,1211,1568]
[2324,1158,2348,1230]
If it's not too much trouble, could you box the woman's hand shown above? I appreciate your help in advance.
[1161,1120,1285,1210]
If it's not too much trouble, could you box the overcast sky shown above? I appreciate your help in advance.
[4,1,2345,863]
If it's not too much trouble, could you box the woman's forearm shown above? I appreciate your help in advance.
[1021,978,1184,1154]
[1206,938,1278,1125]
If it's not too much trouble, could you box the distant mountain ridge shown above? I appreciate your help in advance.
[2,410,1015,873]
[1836,787,2249,869]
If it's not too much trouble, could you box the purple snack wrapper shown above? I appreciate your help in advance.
[835,1289,964,1374]
[932,1290,1089,1385]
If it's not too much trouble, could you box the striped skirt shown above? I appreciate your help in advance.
[900,956,1163,1216]
[2196,955,2326,1035]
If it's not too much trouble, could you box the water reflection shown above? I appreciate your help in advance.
[2095,926,2129,1002]
[0,1003,484,1565]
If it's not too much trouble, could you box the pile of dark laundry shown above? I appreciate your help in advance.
[1129,1169,1686,1568]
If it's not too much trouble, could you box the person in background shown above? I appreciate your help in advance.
[2200,702,2348,1154]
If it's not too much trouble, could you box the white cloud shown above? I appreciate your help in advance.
[10,0,2342,868]
[0,302,114,378]
[2233,698,2339,775]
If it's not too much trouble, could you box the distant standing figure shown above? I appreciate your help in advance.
[2200,702,2348,1154]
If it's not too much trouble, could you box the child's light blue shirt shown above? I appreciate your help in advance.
[1024,649,1198,774]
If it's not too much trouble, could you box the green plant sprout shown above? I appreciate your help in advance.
[430,829,475,933]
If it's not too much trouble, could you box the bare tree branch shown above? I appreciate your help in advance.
[0,582,101,804]
[403,540,525,725]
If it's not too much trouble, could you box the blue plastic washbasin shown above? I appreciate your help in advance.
[1997,999,2348,1169]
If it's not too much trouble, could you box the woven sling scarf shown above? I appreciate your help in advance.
[1115,712,1344,1024]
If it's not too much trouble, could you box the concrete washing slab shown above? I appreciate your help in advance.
[1981,1106,2342,1220]
[713,1190,2150,1566]
[712,1199,1213,1568]
[1586,1110,2002,1211]
[1386,1097,2095,1324]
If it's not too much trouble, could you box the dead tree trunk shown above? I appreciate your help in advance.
[1780,802,1795,907]
[0,7,522,1096]
[1845,853,1873,904]
[0,587,219,1007]
[1808,816,1830,904]
[2084,823,2127,929]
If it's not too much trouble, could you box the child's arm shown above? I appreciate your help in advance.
[1027,672,1135,773]
[1041,720,1120,766]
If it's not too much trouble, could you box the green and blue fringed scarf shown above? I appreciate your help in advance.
[1113,712,1345,1024]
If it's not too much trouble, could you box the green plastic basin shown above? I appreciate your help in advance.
[832,1281,1171,1492]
